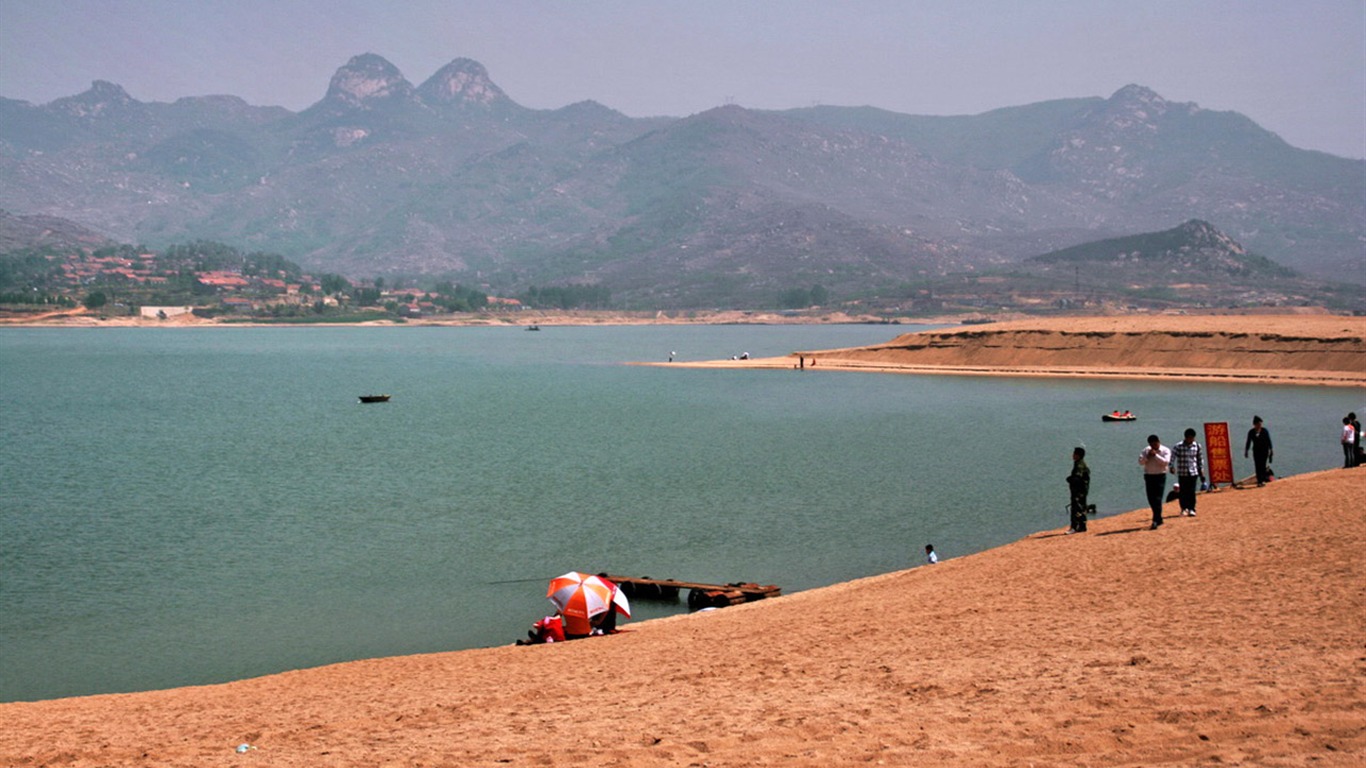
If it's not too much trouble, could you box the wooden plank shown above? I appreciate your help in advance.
[604,574,780,597]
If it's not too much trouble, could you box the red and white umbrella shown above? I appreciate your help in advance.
[546,572,631,634]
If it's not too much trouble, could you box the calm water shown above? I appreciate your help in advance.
[0,325,1356,702]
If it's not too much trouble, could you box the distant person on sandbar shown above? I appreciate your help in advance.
[924,544,938,564]
[1244,415,1273,486]
[1066,447,1090,534]
[1140,434,1172,529]
[1171,428,1205,517]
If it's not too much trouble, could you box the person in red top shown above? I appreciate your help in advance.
[518,614,567,644]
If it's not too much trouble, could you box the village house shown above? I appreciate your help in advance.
[139,305,194,319]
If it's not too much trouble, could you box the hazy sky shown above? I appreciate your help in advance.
[2,0,1363,158]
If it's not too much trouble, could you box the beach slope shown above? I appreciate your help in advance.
[2,468,1362,766]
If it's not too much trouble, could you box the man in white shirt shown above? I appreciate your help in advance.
[1140,434,1173,529]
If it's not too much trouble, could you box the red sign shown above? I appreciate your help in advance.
[1204,422,1235,487]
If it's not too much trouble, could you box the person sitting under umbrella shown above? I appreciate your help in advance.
[517,571,631,644]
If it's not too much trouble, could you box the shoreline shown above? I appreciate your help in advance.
[655,313,1366,388]
[2,466,1361,765]
[2,306,1350,330]
[0,308,937,328]
[656,356,1366,387]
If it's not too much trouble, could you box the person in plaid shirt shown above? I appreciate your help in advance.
[1170,427,1206,517]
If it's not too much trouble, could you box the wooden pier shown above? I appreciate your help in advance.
[602,574,782,610]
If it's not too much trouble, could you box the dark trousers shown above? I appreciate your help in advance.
[1144,473,1167,525]
[1252,449,1270,484]
[1069,491,1088,531]
[1346,443,1357,468]
[1177,475,1199,512]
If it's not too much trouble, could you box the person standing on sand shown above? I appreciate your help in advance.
[1244,416,1274,486]
[1342,416,1358,468]
[1140,434,1172,529]
[1350,412,1362,467]
[1170,428,1206,517]
[924,544,938,564]
[1066,447,1090,534]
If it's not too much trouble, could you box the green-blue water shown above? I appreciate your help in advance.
[0,325,1356,702]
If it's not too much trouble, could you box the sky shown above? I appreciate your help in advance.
[2,0,1363,159]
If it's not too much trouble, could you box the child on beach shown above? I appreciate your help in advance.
[925,544,938,564]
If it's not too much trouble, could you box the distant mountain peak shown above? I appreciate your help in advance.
[1111,84,1165,105]
[416,58,508,108]
[46,80,137,118]
[85,80,134,101]
[1026,218,1299,281]
[322,53,414,108]
[1174,218,1241,250]
[1105,84,1200,121]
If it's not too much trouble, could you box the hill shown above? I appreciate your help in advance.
[1028,219,1295,277]
[912,220,1363,313]
[0,209,115,254]
[1,56,1362,308]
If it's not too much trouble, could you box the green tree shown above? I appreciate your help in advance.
[519,284,610,309]
[778,284,830,309]
[320,274,351,296]
[353,287,382,306]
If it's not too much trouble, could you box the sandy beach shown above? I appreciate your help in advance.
[666,314,1366,388]
[2,467,1361,766]
[2,312,1363,766]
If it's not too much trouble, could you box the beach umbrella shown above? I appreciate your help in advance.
[546,572,631,634]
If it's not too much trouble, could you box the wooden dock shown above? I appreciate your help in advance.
[602,574,782,610]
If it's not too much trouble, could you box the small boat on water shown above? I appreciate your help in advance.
[526,324,541,331]
[1102,411,1136,422]
[358,394,391,404]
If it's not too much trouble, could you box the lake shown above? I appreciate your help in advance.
[0,324,1355,702]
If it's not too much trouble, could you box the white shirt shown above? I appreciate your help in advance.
[1140,445,1172,474]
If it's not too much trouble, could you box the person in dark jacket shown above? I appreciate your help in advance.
[1244,415,1274,486]
[1067,447,1091,533]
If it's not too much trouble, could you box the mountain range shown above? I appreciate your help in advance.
[1,53,1361,308]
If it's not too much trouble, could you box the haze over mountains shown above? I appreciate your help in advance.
[1,53,1361,308]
